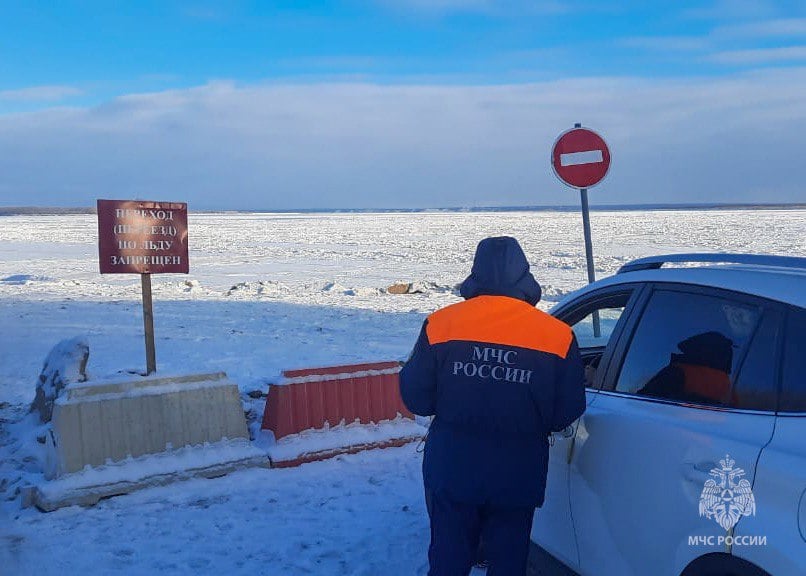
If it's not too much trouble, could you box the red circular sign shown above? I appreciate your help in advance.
[551,127,611,189]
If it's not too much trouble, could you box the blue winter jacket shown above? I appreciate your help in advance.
[399,237,586,508]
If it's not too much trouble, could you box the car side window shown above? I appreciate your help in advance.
[560,291,633,388]
[563,292,633,349]
[572,305,626,350]
[780,307,806,412]
[614,289,763,408]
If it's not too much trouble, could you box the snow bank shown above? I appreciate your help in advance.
[33,438,268,512]
[31,336,89,423]
[263,417,427,465]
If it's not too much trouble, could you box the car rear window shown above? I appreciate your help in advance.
[780,307,806,413]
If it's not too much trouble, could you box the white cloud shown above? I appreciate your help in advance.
[1,70,805,209]
[0,85,83,102]
[717,18,806,38]
[620,36,711,52]
[710,45,806,64]
[685,0,780,20]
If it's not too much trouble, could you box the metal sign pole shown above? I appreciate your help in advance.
[141,273,157,374]
[579,187,601,338]
[580,188,596,284]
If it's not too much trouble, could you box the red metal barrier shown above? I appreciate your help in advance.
[261,361,413,440]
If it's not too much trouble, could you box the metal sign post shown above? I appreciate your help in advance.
[551,123,611,338]
[140,273,157,375]
[579,187,596,286]
[579,187,601,337]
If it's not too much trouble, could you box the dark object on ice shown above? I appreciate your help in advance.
[247,389,266,399]
[30,336,89,423]
[387,282,412,294]
[387,281,455,295]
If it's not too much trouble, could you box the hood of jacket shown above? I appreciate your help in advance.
[459,236,542,305]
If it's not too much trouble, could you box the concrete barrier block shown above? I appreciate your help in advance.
[48,372,248,478]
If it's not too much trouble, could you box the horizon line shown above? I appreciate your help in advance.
[1,201,805,216]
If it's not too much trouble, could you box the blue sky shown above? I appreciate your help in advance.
[1,1,805,208]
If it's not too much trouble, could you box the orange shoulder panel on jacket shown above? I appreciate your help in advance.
[425,295,573,359]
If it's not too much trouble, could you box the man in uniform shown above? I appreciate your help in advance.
[400,236,586,576]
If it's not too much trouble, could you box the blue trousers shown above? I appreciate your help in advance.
[427,492,535,576]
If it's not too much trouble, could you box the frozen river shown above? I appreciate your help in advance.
[1,208,803,405]
[0,208,803,575]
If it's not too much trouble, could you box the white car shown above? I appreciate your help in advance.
[530,253,806,576]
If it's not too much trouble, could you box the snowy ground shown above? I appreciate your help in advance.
[1,208,804,575]
[4,444,431,576]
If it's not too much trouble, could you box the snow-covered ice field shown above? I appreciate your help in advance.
[1,208,804,575]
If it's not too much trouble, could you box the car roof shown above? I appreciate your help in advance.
[556,261,806,309]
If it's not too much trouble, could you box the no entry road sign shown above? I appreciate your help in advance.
[551,127,611,189]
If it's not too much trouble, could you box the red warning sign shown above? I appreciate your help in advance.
[97,199,189,274]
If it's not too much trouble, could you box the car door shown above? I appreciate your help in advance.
[569,284,779,576]
[734,305,806,575]
[532,285,643,572]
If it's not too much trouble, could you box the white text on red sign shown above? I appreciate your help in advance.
[560,150,604,167]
